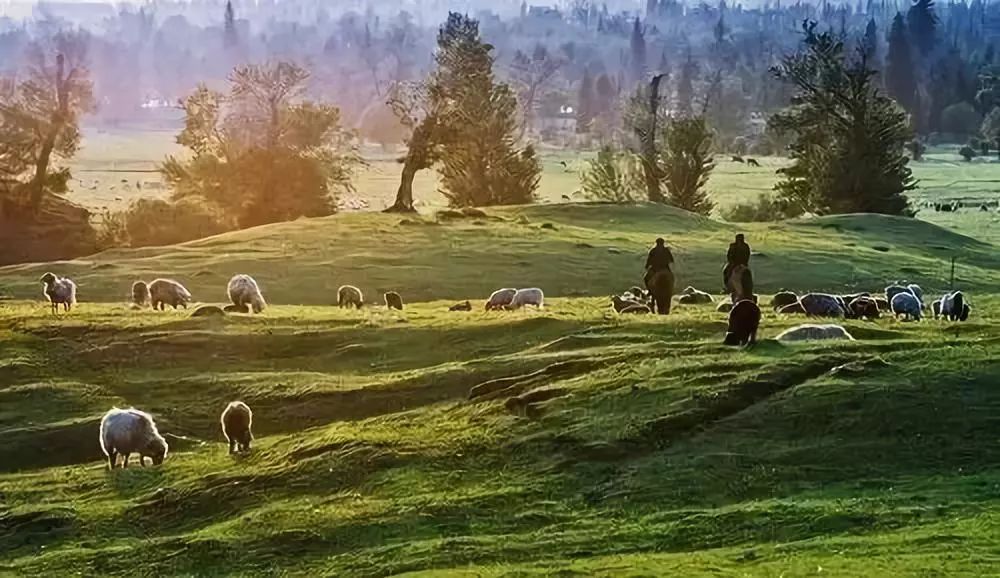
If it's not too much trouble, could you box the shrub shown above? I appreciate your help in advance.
[940,102,983,137]
[124,199,230,248]
[95,210,129,250]
[580,145,644,202]
[721,193,799,222]
[959,145,977,161]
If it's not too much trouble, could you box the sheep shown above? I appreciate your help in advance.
[131,281,150,307]
[40,272,76,314]
[612,294,645,313]
[847,296,881,320]
[221,401,253,454]
[873,296,890,312]
[227,275,266,314]
[939,291,967,321]
[678,286,714,305]
[508,288,544,310]
[191,305,226,317]
[485,288,518,311]
[778,302,806,314]
[885,285,914,303]
[620,304,652,314]
[449,301,472,312]
[931,299,943,318]
[99,407,168,469]
[628,286,648,300]
[723,300,761,346]
[148,279,193,310]
[777,324,855,342]
[716,301,733,313]
[799,293,846,318]
[383,291,404,310]
[771,291,799,310]
[891,291,923,321]
[960,303,972,321]
[906,284,924,304]
[841,292,870,304]
[337,285,364,309]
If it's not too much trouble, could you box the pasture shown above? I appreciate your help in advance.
[1,203,999,576]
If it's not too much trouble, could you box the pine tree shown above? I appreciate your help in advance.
[886,13,918,116]
[224,0,238,49]
[661,116,715,215]
[577,68,595,132]
[863,18,879,65]
[907,0,938,58]
[630,18,647,86]
[676,51,697,115]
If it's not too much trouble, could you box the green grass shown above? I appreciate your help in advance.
[1,203,999,576]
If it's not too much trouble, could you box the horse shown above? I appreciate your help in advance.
[645,269,675,315]
[726,264,754,304]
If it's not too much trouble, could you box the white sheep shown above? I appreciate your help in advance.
[939,291,968,322]
[884,285,914,303]
[776,324,855,342]
[677,286,714,304]
[338,285,364,309]
[227,274,266,314]
[221,401,254,454]
[40,272,77,314]
[485,288,518,311]
[798,293,846,318]
[906,284,924,304]
[508,288,544,310]
[99,407,168,469]
[148,279,193,310]
[891,291,923,321]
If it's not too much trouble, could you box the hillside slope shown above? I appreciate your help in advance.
[1,204,999,577]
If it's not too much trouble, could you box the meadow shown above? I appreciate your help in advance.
[1,202,999,576]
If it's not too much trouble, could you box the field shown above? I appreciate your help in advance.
[1,202,999,576]
[67,128,1000,244]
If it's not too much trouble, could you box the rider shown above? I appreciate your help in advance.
[723,233,751,291]
[644,237,674,288]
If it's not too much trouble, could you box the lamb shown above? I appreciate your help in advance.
[337,285,364,309]
[939,291,967,321]
[891,291,923,321]
[847,296,881,320]
[723,300,761,346]
[40,272,77,314]
[131,281,150,307]
[485,288,518,311]
[383,291,403,310]
[508,288,544,310]
[221,401,254,454]
[148,279,193,310]
[227,274,266,314]
[677,286,714,305]
[776,324,855,342]
[99,407,168,469]
[799,293,846,318]
[771,291,799,310]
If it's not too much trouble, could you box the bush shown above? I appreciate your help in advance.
[124,199,230,248]
[906,140,926,161]
[720,193,798,222]
[580,145,645,202]
[959,145,977,162]
[940,102,983,137]
[95,210,129,250]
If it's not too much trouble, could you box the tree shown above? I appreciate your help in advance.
[939,102,982,136]
[161,62,361,228]
[630,17,647,86]
[981,107,1000,159]
[385,82,443,213]
[224,0,238,49]
[434,13,540,207]
[863,18,880,68]
[577,68,595,132]
[676,51,698,115]
[510,43,564,137]
[660,116,715,215]
[885,14,918,118]
[770,22,915,216]
[959,145,976,161]
[907,0,938,59]
[0,31,93,216]
[625,74,668,202]
[580,145,644,202]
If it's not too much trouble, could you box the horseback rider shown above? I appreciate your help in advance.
[644,237,674,288]
[723,233,751,291]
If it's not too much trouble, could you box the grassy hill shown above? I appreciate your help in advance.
[1,204,999,576]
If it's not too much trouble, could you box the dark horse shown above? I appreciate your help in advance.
[645,269,675,315]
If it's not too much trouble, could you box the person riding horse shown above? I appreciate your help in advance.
[723,234,751,291]
[644,238,674,289]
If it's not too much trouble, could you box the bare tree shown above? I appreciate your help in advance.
[509,43,564,138]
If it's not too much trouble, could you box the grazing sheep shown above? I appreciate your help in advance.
[620,304,652,314]
[885,285,914,303]
[799,293,846,318]
[939,291,967,321]
[131,281,150,307]
[227,275,266,314]
[771,291,799,310]
[746,158,761,167]
[40,273,76,314]
[612,294,645,313]
[891,291,923,321]
[723,300,761,346]
[383,291,403,310]
[99,407,168,469]
[628,286,648,300]
[841,292,871,304]
[716,301,733,313]
[485,288,518,311]
[960,303,972,321]
[221,401,253,454]
[449,301,472,312]
[678,286,714,304]
[148,279,193,310]
[338,285,364,309]
[931,299,943,318]
[778,302,806,315]
[191,305,226,318]
[508,288,544,310]
[873,296,890,312]
[847,296,881,320]
[906,284,924,304]
[777,324,855,342]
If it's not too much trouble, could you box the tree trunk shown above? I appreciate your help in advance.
[644,74,666,203]
[383,161,419,213]
[30,54,70,212]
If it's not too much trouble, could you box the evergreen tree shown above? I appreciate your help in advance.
[907,0,938,58]
[886,14,918,117]
[771,22,915,216]
[676,51,697,115]
[577,68,595,132]
[224,0,238,49]
[661,116,715,215]
[863,18,879,66]
[630,17,647,86]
